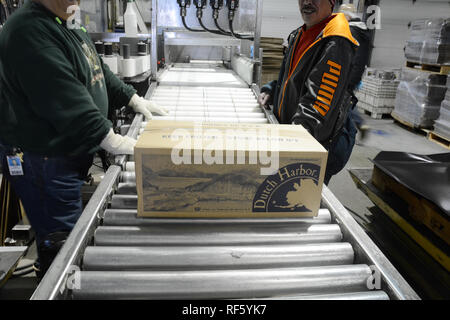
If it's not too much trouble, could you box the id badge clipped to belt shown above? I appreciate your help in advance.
[6,152,24,176]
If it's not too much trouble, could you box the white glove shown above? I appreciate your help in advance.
[100,129,137,155]
[128,94,169,120]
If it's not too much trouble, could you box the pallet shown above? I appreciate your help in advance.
[349,168,450,272]
[391,111,431,134]
[428,131,450,150]
[406,61,450,75]
[371,166,450,247]
[358,103,393,119]
[362,109,391,119]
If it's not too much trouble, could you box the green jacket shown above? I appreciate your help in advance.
[0,1,136,156]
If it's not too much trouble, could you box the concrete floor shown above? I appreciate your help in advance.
[0,110,448,299]
[329,111,447,223]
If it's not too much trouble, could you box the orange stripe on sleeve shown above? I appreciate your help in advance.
[320,84,336,95]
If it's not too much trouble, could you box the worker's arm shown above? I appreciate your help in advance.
[348,26,371,91]
[99,59,168,119]
[291,38,355,144]
[14,46,112,152]
[100,60,137,110]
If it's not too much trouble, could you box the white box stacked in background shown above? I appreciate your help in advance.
[355,69,401,119]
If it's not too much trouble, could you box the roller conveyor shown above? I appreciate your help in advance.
[148,78,270,123]
[157,64,249,88]
[93,224,344,247]
[72,265,373,300]
[30,64,419,300]
[102,208,333,226]
[82,243,355,271]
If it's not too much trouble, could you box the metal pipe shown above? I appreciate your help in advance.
[117,183,137,195]
[153,107,264,113]
[125,162,135,172]
[110,194,137,208]
[119,173,136,184]
[258,291,390,300]
[94,225,343,246]
[102,209,332,226]
[150,0,157,78]
[110,194,137,209]
[71,265,372,299]
[82,243,354,271]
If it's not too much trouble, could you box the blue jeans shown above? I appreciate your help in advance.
[0,145,93,245]
[324,114,357,185]
[351,108,365,129]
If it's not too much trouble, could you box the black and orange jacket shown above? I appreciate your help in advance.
[261,13,359,146]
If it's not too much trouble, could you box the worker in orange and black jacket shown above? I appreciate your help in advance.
[259,0,359,184]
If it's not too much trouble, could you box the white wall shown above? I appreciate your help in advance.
[260,0,360,41]
[260,0,449,68]
[371,0,450,68]
[261,0,304,43]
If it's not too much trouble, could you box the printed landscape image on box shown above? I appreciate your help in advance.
[135,121,328,218]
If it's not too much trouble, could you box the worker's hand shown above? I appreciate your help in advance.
[100,128,137,155]
[128,94,169,120]
[258,92,271,109]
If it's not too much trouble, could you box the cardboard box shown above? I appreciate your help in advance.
[135,121,328,218]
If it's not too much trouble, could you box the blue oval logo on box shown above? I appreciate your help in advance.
[252,163,321,212]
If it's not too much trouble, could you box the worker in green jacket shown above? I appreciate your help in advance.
[0,0,167,278]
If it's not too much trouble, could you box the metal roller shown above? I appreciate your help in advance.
[102,208,332,226]
[141,117,268,124]
[153,93,254,97]
[117,183,137,195]
[159,102,260,107]
[167,111,265,118]
[94,224,343,246]
[258,291,390,300]
[154,92,255,97]
[124,162,135,172]
[234,118,269,123]
[119,173,136,184]
[212,112,265,118]
[151,116,240,123]
[162,92,254,96]
[71,265,372,300]
[157,87,252,91]
[111,195,137,208]
[167,111,206,117]
[162,106,263,113]
[155,106,264,113]
[83,243,354,271]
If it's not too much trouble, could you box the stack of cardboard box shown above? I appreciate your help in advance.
[260,37,285,86]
